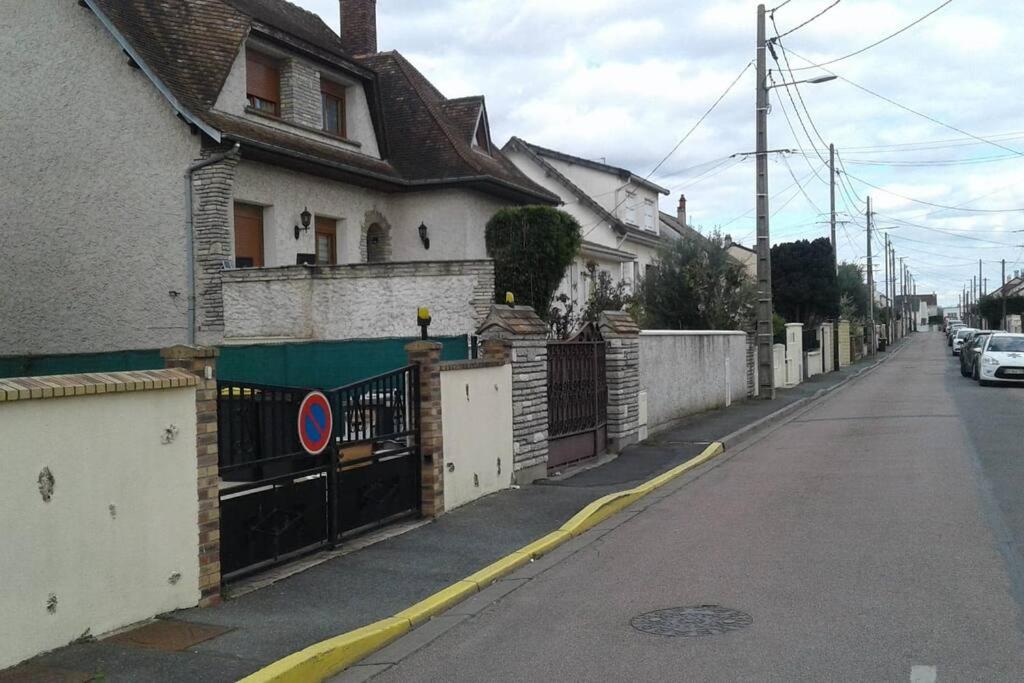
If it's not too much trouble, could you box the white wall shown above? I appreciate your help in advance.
[639,331,748,435]
[0,1,200,355]
[222,261,493,342]
[0,387,199,669]
[388,188,508,262]
[441,363,514,510]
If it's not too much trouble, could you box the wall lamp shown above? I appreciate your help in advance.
[294,207,312,239]
[418,222,430,250]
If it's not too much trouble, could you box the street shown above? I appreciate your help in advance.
[365,332,1024,681]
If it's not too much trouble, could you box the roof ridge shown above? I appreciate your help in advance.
[388,51,486,175]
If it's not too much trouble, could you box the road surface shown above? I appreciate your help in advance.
[365,332,1024,681]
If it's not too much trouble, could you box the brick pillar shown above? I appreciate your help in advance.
[406,341,444,517]
[480,338,512,365]
[477,305,549,483]
[161,345,221,607]
[599,311,640,453]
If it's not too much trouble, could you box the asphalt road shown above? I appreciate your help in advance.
[367,332,1024,682]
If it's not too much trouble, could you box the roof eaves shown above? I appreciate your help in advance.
[519,139,670,195]
[249,22,375,81]
[508,137,629,234]
[82,0,221,143]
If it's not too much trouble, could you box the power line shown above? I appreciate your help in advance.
[772,0,842,39]
[842,170,1024,213]
[787,1,954,71]
[782,45,1024,158]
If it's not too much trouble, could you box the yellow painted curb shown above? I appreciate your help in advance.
[236,617,410,683]
[240,441,724,682]
[394,580,478,627]
[463,551,532,589]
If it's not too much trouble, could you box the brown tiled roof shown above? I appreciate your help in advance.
[85,0,557,203]
[477,305,549,338]
[599,311,640,337]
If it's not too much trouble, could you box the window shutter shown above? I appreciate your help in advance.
[246,51,280,106]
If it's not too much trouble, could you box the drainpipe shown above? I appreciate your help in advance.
[184,143,240,346]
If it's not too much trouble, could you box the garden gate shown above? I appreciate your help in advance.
[546,324,607,470]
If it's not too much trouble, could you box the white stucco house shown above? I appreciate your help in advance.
[0,0,557,357]
[503,138,695,311]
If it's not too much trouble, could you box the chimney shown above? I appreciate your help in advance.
[339,0,377,56]
[723,234,733,249]
[677,193,687,225]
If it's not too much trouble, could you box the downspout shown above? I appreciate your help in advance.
[185,142,240,346]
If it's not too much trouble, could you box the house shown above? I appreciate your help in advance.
[502,138,674,310]
[722,235,758,281]
[0,0,557,358]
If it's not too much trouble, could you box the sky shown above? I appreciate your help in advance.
[294,0,1024,309]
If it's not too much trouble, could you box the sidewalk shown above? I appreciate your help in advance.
[5,351,891,683]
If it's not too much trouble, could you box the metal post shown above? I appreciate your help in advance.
[755,3,775,399]
[1003,258,1008,330]
[866,196,875,354]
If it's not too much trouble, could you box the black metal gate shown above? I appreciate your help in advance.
[547,325,607,471]
[217,366,420,581]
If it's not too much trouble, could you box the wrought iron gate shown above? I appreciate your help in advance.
[547,325,607,470]
[217,366,420,581]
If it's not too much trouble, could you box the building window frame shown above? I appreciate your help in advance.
[246,50,280,116]
[315,216,338,265]
[320,79,347,138]
[233,202,265,268]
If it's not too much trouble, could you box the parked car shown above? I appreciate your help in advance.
[952,327,977,355]
[975,333,1024,385]
[947,323,965,346]
[960,331,992,377]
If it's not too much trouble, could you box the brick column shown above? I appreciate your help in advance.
[161,345,221,607]
[479,338,512,365]
[599,311,640,453]
[477,305,549,483]
[406,341,444,517]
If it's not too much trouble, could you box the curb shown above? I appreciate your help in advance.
[237,441,725,683]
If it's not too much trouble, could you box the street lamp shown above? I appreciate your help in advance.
[754,3,835,400]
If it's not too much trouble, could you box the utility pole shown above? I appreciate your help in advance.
[754,3,774,399]
[830,143,840,371]
[884,233,890,345]
[899,258,907,336]
[1002,258,1008,330]
[912,276,917,331]
[972,275,977,327]
[866,196,875,354]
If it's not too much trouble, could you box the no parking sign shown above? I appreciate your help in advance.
[297,391,333,455]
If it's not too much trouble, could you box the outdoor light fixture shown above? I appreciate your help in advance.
[505,291,515,307]
[418,222,430,250]
[294,207,312,239]
[417,307,432,339]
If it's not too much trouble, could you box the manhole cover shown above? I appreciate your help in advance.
[630,605,752,637]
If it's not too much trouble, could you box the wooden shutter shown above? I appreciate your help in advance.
[246,51,280,112]
[234,203,264,268]
[315,217,337,265]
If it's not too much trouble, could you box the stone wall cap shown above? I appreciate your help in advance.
[598,311,640,336]
[161,345,220,360]
[405,340,444,353]
[640,330,747,337]
[476,304,548,337]
[0,368,197,403]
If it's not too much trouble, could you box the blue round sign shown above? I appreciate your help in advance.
[297,391,333,455]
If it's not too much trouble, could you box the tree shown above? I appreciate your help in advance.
[837,262,873,321]
[979,295,1024,329]
[485,206,582,321]
[548,262,637,339]
[770,238,838,328]
[639,230,756,330]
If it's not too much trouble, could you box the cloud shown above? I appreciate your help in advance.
[294,0,1024,307]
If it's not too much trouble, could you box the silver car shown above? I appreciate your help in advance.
[977,334,1024,386]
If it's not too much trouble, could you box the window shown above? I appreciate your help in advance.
[321,79,347,137]
[233,203,264,268]
[643,199,655,231]
[246,50,280,115]
[625,191,637,226]
[315,216,337,265]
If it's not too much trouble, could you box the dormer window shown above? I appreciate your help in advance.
[321,79,347,137]
[246,50,280,116]
[472,110,490,154]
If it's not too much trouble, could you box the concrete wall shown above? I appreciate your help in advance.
[0,382,199,669]
[805,350,823,378]
[773,343,786,388]
[0,1,200,356]
[222,260,494,342]
[785,323,804,387]
[638,331,747,435]
[440,362,514,510]
[838,320,852,367]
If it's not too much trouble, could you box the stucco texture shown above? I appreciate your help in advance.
[639,331,748,434]
[0,1,200,356]
[0,387,200,669]
[441,363,514,510]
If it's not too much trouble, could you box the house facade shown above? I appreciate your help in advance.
[0,0,555,357]
[503,138,676,311]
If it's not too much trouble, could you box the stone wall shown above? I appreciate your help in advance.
[222,260,495,342]
[193,146,241,345]
[600,312,640,453]
[279,58,321,130]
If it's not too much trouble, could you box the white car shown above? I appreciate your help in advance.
[952,327,977,355]
[976,333,1024,386]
